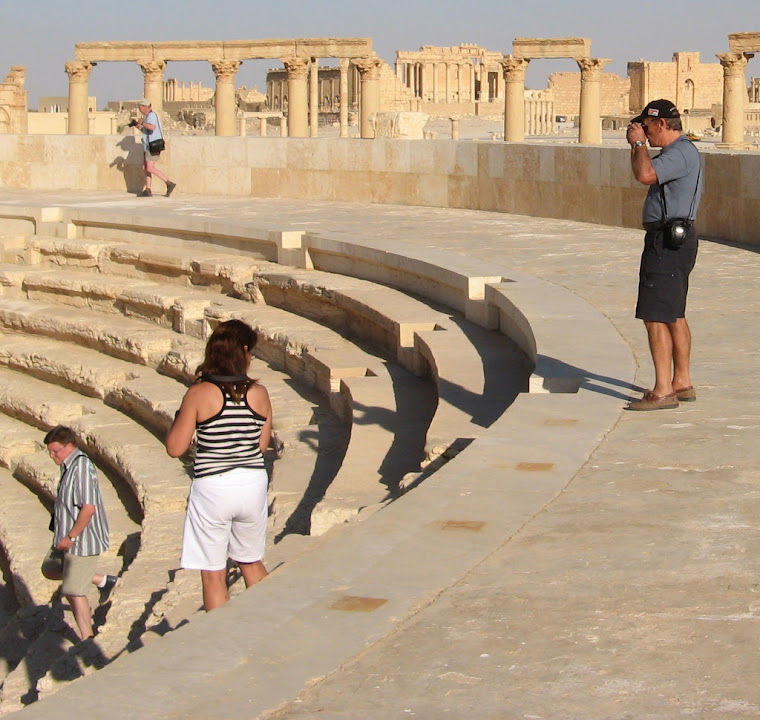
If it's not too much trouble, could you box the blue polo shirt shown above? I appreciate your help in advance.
[642,134,703,225]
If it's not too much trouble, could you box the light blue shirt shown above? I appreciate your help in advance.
[141,110,163,151]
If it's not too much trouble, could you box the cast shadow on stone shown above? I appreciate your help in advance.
[109,136,145,195]
[274,412,350,540]
[442,314,533,427]
[533,355,644,400]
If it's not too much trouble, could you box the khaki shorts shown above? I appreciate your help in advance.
[62,553,99,596]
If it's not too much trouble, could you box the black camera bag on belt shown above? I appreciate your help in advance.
[659,161,700,250]
[662,218,691,250]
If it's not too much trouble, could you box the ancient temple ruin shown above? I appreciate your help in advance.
[0,66,27,133]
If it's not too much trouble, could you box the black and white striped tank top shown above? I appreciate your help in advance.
[193,381,266,480]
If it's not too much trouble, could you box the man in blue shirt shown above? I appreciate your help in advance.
[625,99,703,411]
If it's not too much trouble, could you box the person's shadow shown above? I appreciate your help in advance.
[109,136,145,195]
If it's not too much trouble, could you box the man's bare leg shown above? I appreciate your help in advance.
[644,320,675,397]
[67,594,93,640]
[669,317,692,390]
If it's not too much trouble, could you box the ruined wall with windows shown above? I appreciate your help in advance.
[628,52,723,113]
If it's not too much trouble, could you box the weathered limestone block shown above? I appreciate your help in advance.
[0,330,134,398]
[0,299,176,366]
[0,414,44,469]
[30,236,118,267]
[373,112,428,139]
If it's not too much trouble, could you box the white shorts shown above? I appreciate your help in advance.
[181,467,268,571]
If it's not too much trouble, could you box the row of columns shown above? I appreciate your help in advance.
[65,55,382,139]
[66,53,756,145]
[397,60,482,103]
[502,55,610,144]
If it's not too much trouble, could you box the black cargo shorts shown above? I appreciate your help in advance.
[635,226,698,323]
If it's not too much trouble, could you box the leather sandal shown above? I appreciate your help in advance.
[674,386,696,402]
[626,391,679,411]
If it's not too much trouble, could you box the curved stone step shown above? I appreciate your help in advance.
[253,265,529,462]
[28,234,268,297]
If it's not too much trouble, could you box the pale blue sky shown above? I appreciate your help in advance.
[1,0,757,108]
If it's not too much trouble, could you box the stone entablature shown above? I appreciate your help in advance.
[0,66,28,134]
[512,37,591,60]
[74,39,373,63]
[729,32,760,53]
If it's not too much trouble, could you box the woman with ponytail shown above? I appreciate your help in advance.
[167,319,272,610]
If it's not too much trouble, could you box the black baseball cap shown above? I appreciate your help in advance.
[632,99,679,124]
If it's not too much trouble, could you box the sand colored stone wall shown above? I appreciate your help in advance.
[27,112,119,134]
[628,52,724,112]
[0,134,758,246]
[548,72,630,117]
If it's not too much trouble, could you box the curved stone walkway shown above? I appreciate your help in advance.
[4,191,760,719]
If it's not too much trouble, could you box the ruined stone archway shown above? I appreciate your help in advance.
[501,38,610,144]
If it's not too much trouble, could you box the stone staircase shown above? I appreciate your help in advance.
[0,222,527,712]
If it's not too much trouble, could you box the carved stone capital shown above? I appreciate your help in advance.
[137,59,166,80]
[211,60,242,82]
[717,52,754,78]
[281,57,310,80]
[500,56,530,82]
[64,60,96,83]
[577,57,611,81]
[353,57,383,80]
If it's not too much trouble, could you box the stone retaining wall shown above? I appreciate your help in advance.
[0,134,758,246]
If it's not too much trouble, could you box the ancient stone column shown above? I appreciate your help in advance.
[500,56,529,142]
[310,58,319,137]
[259,117,267,137]
[339,58,349,138]
[282,57,310,138]
[211,60,241,137]
[354,57,382,139]
[138,59,166,113]
[577,58,611,145]
[451,117,460,140]
[65,60,95,135]
[717,52,753,145]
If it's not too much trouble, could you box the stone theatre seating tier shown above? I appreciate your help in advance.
[0,198,632,715]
